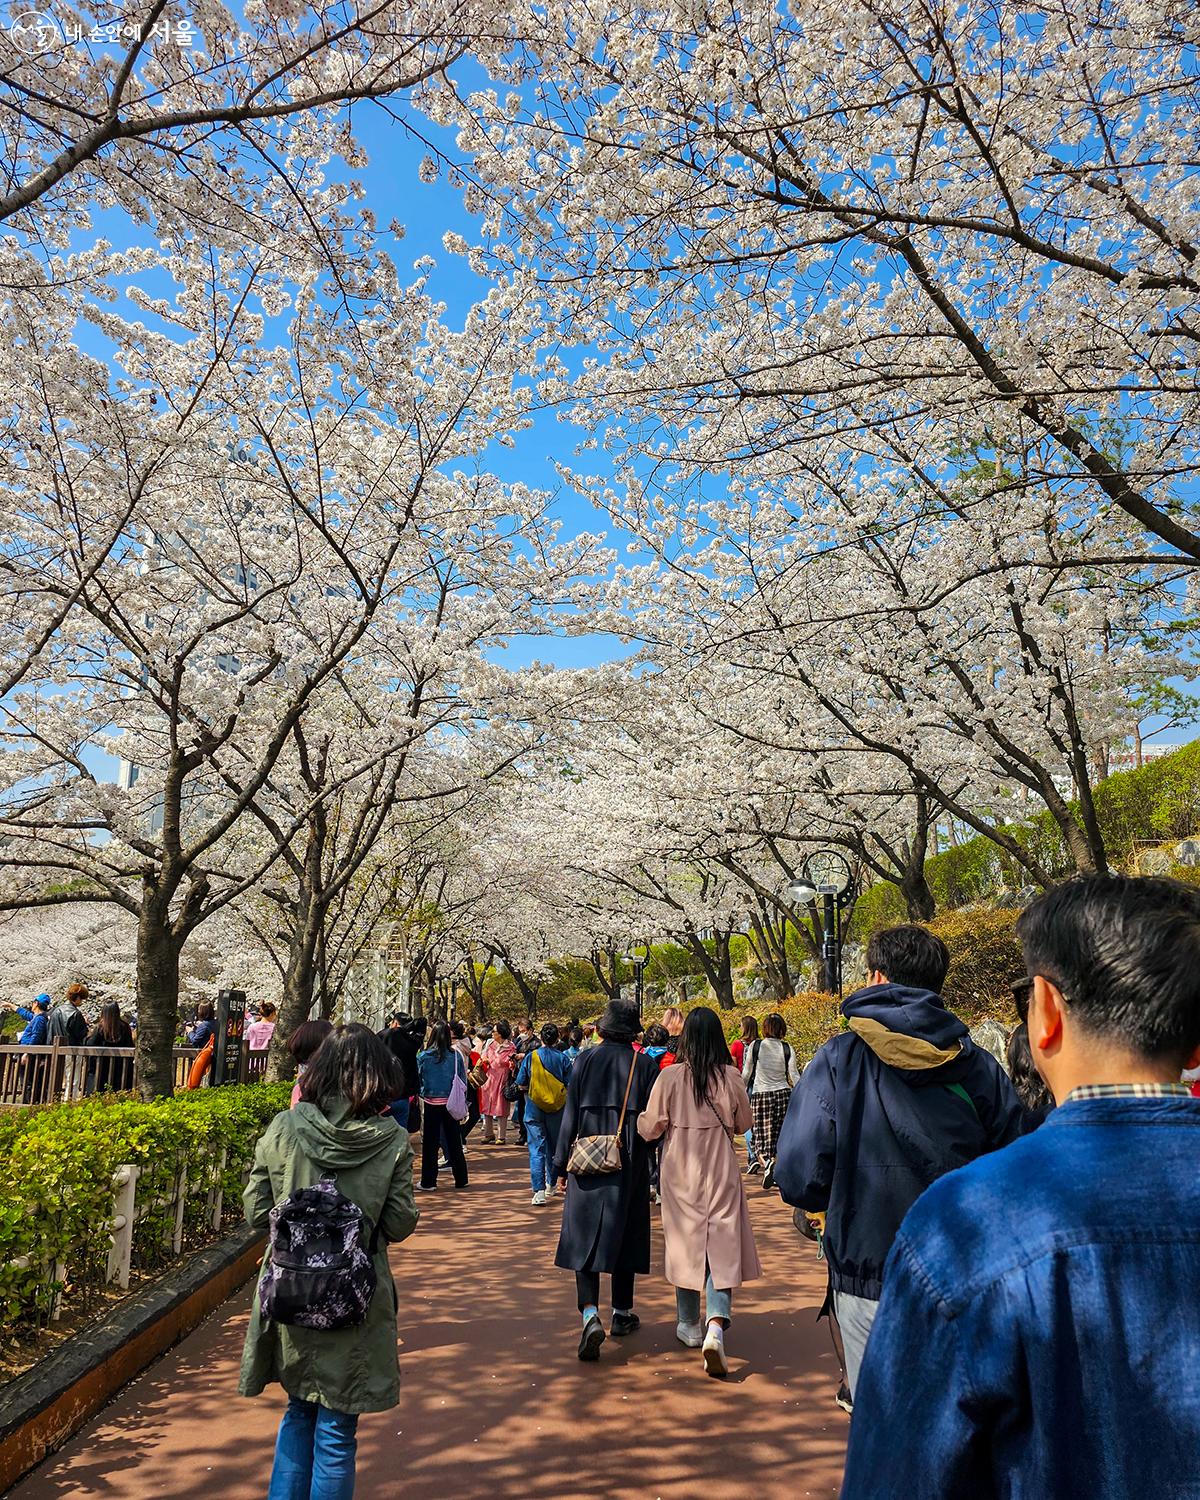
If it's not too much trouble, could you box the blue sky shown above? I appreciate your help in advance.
[345,100,643,673]
[56,75,1197,752]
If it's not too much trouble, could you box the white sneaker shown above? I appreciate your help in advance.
[675,1321,704,1348]
[702,1326,728,1378]
[531,1190,547,1206]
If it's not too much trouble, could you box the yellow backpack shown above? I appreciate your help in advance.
[529,1049,567,1113]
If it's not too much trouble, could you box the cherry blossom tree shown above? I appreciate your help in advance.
[0,0,521,225]
[0,231,598,1095]
[449,0,1200,564]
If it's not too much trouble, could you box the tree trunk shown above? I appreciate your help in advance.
[267,911,322,1082]
[134,902,184,1100]
[460,960,489,1022]
[588,947,621,998]
[900,867,936,922]
[748,911,793,1001]
[679,930,735,1009]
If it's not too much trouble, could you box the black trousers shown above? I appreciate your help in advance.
[421,1102,468,1188]
[576,1269,636,1313]
[461,1091,481,1142]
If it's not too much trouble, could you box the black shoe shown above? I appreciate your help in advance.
[610,1311,640,1337]
[762,1160,776,1191]
[578,1314,605,1361]
[835,1382,854,1414]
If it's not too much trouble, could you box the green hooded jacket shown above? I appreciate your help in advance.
[238,1096,419,1414]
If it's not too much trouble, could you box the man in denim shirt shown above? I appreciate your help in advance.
[843,875,1200,1499]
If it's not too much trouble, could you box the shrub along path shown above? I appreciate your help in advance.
[11,1140,848,1500]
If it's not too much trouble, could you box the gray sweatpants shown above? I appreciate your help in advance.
[833,1289,879,1398]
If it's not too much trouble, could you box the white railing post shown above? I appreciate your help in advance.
[207,1146,228,1232]
[49,1257,67,1321]
[107,1163,139,1289]
[171,1162,188,1256]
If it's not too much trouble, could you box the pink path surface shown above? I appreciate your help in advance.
[11,1143,847,1499]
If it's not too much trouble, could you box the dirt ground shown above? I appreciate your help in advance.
[9,1142,848,1499]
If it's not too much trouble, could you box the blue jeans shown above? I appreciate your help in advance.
[744,1128,758,1166]
[676,1270,733,1328]
[527,1117,559,1191]
[267,1397,359,1500]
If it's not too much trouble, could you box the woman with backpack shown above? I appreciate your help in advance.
[742,1011,798,1189]
[729,1016,762,1174]
[552,1000,660,1361]
[515,1022,573,1205]
[639,1006,761,1377]
[239,1024,419,1500]
[416,1021,469,1192]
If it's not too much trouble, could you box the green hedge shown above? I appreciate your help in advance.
[0,1082,290,1324]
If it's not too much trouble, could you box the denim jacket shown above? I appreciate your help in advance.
[417,1047,464,1101]
[842,1095,1200,1498]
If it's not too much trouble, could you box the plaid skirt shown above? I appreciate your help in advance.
[751,1087,791,1161]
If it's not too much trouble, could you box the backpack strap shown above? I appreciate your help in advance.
[944,1082,980,1122]
[748,1038,762,1090]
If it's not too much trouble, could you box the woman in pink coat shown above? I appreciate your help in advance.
[479,1019,517,1143]
[638,1006,761,1378]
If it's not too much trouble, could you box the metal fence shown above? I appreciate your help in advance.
[0,1042,271,1107]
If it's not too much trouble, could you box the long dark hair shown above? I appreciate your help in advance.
[99,1002,125,1043]
[427,1020,452,1061]
[680,1006,732,1109]
[299,1024,403,1118]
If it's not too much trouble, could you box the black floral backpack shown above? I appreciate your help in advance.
[259,1176,380,1330]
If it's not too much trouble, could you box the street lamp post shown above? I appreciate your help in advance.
[787,850,854,998]
[624,940,652,1021]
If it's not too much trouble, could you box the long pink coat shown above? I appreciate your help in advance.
[480,1039,516,1117]
[638,1063,762,1292]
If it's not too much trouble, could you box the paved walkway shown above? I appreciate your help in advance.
[11,1144,847,1499]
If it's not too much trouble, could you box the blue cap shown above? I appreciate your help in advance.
[34,994,51,1008]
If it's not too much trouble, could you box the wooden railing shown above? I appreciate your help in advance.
[0,1043,271,1106]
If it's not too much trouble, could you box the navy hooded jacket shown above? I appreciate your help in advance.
[773,983,1025,1299]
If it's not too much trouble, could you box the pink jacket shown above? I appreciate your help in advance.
[639,1063,762,1291]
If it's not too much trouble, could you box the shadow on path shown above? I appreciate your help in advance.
[10,1141,847,1499]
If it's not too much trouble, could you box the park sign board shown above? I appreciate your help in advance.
[213,989,247,1085]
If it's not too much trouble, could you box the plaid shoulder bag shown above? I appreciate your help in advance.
[566,1052,638,1175]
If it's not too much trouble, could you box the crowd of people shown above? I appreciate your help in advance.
[235,872,1200,1500]
[1,983,138,1095]
[12,879,1191,1495]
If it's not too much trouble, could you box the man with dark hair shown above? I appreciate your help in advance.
[774,923,1023,1403]
[843,876,1200,1497]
